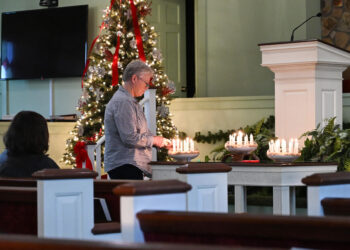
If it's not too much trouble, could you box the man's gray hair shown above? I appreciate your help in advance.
[123,60,154,83]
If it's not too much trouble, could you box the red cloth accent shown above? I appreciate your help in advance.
[74,141,93,170]
[81,0,116,88]
[241,160,260,163]
[112,35,121,86]
[130,0,146,62]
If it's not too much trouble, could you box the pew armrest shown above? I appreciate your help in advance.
[302,172,350,186]
[113,180,191,196]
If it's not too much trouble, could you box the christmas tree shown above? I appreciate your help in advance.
[62,0,177,167]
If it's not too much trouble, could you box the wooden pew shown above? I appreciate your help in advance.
[0,177,36,187]
[0,186,37,234]
[0,234,255,250]
[302,171,350,216]
[137,209,350,249]
[0,172,192,243]
[321,197,350,216]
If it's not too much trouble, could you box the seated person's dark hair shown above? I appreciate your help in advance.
[0,111,59,177]
[4,111,49,156]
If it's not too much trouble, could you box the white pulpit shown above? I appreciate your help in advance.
[259,39,350,139]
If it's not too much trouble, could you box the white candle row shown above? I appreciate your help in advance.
[172,137,195,153]
[268,138,299,154]
[228,131,255,146]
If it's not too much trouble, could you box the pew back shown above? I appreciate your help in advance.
[0,234,258,250]
[321,197,350,216]
[137,209,350,249]
[0,186,37,235]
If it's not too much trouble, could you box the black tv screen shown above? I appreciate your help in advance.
[1,5,88,80]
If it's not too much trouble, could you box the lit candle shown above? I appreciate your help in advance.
[190,139,194,152]
[233,133,236,145]
[176,138,180,152]
[250,134,254,145]
[172,139,176,152]
[281,139,287,153]
[237,131,243,146]
[244,134,248,145]
[288,139,293,154]
[269,140,274,153]
[275,139,280,153]
[294,139,299,154]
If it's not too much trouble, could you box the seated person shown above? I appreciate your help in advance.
[0,111,59,177]
[0,149,7,166]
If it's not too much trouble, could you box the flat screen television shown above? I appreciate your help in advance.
[1,5,88,80]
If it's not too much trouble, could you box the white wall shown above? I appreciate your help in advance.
[195,0,321,97]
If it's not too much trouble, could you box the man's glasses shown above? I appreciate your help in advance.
[137,76,153,87]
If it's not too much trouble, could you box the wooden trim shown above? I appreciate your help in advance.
[0,177,36,187]
[91,222,121,235]
[149,161,187,166]
[228,162,338,167]
[322,198,350,216]
[0,234,245,250]
[32,169,98,180]
[176,163,231,174]
[302,172,350,186]
[137,210,350,244]
[0,187,36,202]
[94,179,134,193]
[258,39,350,54]
[113,180,191,196]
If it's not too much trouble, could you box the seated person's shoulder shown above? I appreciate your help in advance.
[42,155,60,169]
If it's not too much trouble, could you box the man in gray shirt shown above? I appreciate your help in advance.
[104,60,169,179]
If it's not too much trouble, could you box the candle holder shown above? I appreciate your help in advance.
[224,142,258,161]
[267,138,300,163]
[168,151,200,162]
[266,152,301,163]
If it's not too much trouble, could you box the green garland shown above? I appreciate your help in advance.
[184,116,276,162]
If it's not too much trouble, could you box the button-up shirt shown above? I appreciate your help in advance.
[104,86,154,174]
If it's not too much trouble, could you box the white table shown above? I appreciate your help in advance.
[151,162,338,215]
[228,162,338,215]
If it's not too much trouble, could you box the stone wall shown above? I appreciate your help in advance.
[322,0,350,90]
[322,0,350,49]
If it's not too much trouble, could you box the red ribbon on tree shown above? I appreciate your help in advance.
[81,0,116,88]
[74,141,93,170]
[129,0,146,62]
[112,35,121,86]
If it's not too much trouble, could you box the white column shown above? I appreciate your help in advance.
[260,40,350,139]
[273,186,290,215]
[143,89,157,161]
[234,185,247,213]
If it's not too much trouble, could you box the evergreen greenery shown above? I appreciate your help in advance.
[299,117,350,171]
